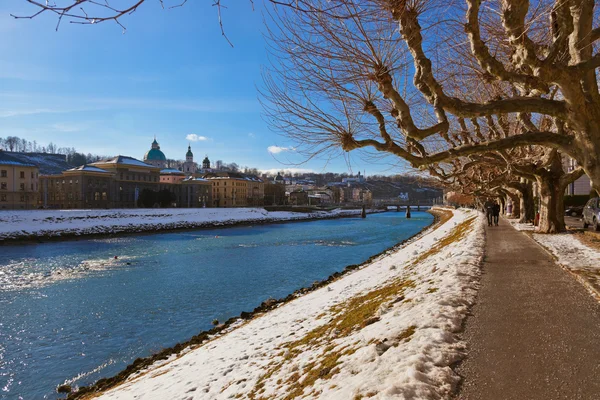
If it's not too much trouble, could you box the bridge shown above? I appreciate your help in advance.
[371,198,434,210]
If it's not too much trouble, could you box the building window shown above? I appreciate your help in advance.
[94,192,100,201]
[20,171,25,179]
[102,192,107,201]
[30,183,34,191]
[20,183,25,191]
[0,195,6,202]
[0,182,6,190]
[20,195,25,202]
[0,170,6,178]
[31,172,34,179]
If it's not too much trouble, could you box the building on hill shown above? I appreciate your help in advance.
[0,150,39,209]
[143,137,168,169]
[342,171,366,184]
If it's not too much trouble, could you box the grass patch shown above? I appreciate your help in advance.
[248,279,414,399]
[408,216,476,269]
[574,231,600,251]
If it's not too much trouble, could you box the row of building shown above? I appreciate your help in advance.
[0,137,382,210]
[0,138,265,210]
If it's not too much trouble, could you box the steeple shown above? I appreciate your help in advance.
[202,154,211,170]
[186,144,193,161]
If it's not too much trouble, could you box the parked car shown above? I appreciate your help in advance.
[582,197,600,231]
[565,206,584,217]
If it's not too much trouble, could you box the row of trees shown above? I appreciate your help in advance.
[259,0,600,233]
[0,135,107,166]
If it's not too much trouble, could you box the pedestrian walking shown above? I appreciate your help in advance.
[484,200,494,226]
[493,201,500,226]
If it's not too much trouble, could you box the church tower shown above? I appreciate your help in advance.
[202,155,211,170]
[183,145,197,174]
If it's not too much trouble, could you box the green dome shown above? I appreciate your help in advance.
[144,148,167,161]
[186,146,193,157]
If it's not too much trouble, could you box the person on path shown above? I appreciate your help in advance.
[483,200,494,226]
[493,201,500,226]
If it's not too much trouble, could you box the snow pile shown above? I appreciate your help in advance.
[0,208,369,241]
[94,209,485,400]
[531,233,600,299]
[507,219,535,231]
[508,219,600,299]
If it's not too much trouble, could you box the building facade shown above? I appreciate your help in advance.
[41,166,114,209]
[161,178,213,208]
[564,157,592,195]
[0,151,39,210]
[201,172,264,207]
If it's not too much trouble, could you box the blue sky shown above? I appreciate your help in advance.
[0,1,407,175]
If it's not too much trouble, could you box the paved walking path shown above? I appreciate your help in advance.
[455,218,600,399]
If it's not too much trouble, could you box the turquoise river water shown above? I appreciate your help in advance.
[0,211,433,399]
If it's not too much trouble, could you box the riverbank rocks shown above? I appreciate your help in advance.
[57,384,72,393]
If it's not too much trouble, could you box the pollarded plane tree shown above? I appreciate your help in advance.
[432,142,585,232]
[261,0,600,190]
[431,99,587,233]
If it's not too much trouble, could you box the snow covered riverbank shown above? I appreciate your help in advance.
[0,208,374,242]
[72,208,484,400]
[509,219,600,300]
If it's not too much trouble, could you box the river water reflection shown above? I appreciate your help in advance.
[0,211,432,399]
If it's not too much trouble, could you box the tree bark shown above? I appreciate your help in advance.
[536,175,566,233]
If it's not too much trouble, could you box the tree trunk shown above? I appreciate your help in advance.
[536,175,566,233]
[517,183,534,223]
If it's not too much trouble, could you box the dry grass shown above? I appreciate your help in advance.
[573,231,600,251]
[248,278,414,399]
[408,216,476,270]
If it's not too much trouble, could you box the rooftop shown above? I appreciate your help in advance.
[92,155,157,168]
[2,152,71,174]
[67,165,111,174]
[0,151,38,167]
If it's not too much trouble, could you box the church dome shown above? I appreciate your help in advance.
[186,145,193,158]
[144,148,167,161]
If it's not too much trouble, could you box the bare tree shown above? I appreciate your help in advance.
[261,0,600,192]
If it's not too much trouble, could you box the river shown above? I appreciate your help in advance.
[0,211,433,399]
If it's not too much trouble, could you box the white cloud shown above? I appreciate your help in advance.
[186,134,210,142]
[260,168,314,175]
[268,145,295,154]
[248,132,256,139]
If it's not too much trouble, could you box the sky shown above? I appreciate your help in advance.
[0,0,409,175]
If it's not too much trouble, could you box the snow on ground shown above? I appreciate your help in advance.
[0,208,367,241]
[92,208,485,400]
[509,219,600,299]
